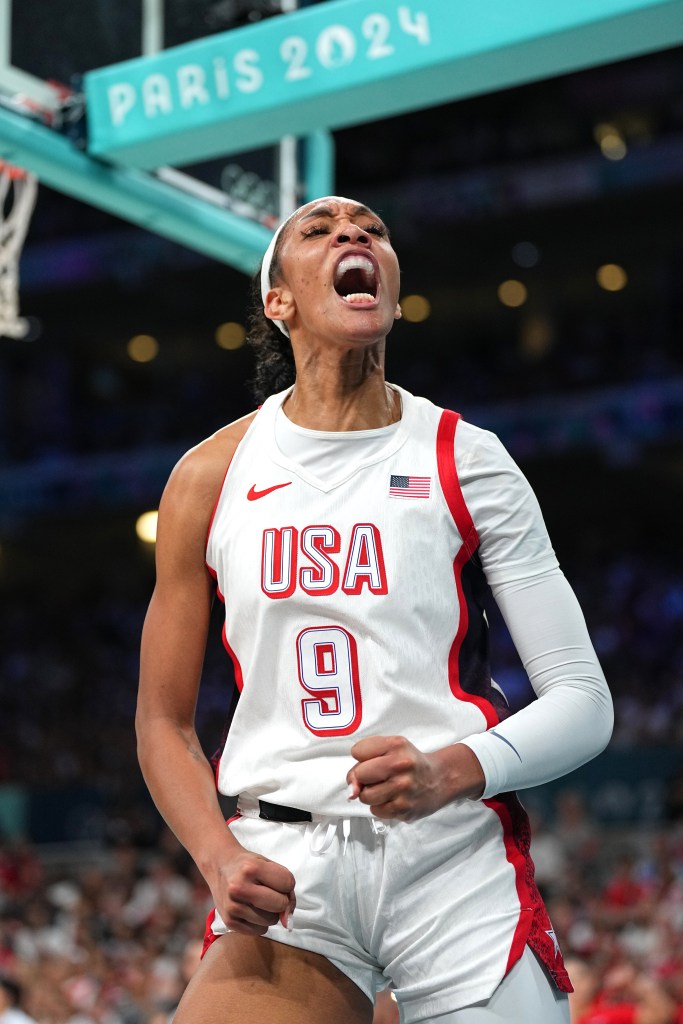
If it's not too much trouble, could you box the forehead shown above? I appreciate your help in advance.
[284,197,383,233]
[298,198,376,219]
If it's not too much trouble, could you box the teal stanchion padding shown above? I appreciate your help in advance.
[0,104,272,272]
[304,130,335,204]
[84,0,683,169]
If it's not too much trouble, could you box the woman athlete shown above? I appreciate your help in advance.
[136,197,613,1024]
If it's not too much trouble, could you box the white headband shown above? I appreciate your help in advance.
[260,197,360,337]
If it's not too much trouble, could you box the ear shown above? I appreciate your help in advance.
[264,287,295,328]
[394,302,402,321]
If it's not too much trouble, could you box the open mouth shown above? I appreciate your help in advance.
[333,255,378,304]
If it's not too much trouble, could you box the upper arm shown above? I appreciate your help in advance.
[456,425,559,586]
[137,417,254,730]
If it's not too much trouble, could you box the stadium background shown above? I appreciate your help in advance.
[0,1,682,1020]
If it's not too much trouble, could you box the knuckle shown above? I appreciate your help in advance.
[395,775,412,794]
[241,858,263,883]
[396,753,417,772]
[227,880,248,902]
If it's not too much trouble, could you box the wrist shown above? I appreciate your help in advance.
[192,822,242,882]
[432,743,486,803]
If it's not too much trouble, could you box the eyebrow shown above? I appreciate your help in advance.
[301,204,376,221]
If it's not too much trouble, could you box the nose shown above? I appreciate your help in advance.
[333,223,370,247]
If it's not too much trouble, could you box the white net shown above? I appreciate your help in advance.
[0,161,37,339]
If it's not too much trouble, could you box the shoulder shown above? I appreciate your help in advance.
[158,412,257,546]
[165,413,256,504]
[452,417,520,481]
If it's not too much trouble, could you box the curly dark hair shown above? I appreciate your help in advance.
[246,226,295,404]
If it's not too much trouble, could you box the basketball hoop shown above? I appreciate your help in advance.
[0,158,37,340]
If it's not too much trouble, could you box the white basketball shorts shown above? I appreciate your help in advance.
[205,798,568,1023]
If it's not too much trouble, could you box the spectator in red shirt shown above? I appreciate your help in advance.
[567,958,676,1024]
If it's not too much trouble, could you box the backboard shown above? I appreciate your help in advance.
[0,0,322,228]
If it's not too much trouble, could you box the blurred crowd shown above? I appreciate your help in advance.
[0,829,208,1023]
[1,306,681,466]
[1,795,683,1022]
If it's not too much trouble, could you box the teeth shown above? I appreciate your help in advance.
[335,255,375,282]
[343,293,375,304]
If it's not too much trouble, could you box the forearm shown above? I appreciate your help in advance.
[136,714,240,883]
[460,569,613,798]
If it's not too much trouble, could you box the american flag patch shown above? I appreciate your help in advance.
[389,475,431,498]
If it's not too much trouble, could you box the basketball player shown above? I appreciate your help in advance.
[136,197,613,1024]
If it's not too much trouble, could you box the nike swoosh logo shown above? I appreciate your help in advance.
[247,482,292,501]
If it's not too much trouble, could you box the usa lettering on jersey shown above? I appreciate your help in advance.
[261,523,388,598]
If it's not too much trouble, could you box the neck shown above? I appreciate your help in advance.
[283,340,399,431]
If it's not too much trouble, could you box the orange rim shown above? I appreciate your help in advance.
[0,160,29,180]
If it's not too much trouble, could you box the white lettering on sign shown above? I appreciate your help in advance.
[398,7,431,45]
[315,25,357,70]
[280,36,313,81]
[178,64,210,108]
[363,15,395,59]
[213,57,230,98]
[106,7,430,126]
[234,49,263,93]
[143,74,173,118]
[108,83,136,126]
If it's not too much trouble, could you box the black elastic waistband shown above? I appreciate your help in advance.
[258,799,312,823]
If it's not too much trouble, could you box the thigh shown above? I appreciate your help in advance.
[174,932,374,1024]
[408,948,569,1024]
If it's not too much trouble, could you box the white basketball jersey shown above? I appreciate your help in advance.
[205,385,557,816]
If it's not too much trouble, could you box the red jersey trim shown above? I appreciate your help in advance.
[205,422,253,571]
[212,585,244,693]
[436,409,479,558]
[437,409,498,729]
[485,794,572,993]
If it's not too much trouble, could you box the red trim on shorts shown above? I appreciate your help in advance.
[485,793,572,992]
[202,908,218,958]
[437,410,498,729]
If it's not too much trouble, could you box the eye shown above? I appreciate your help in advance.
[302,224,329,237]
[365,223,387,237]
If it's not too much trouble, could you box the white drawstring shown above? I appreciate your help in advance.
[342,817,351,856]
[371,819,388,836]
[310,820,338,855]
[309,817,354,856]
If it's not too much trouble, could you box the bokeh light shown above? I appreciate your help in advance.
[400,295,431,323]
[127,334,159,363]
[512,242,540,268]
[497,280,528,308]
[215,322,247,349]
[596,263,628,292]
[594,123,628,161]
[136,510,158,544]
